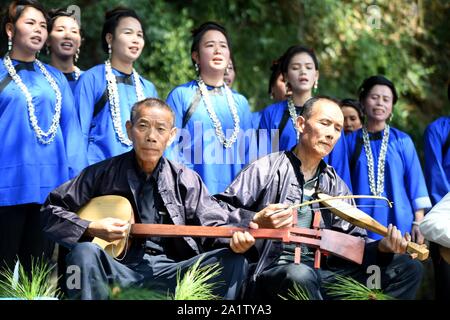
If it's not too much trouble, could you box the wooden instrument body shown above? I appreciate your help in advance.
[78,195,133,258]
[316,193,429,261]
[77,195,364,264]
[131,224,365,264]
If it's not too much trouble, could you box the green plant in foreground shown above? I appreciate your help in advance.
[324,274,393,300]
[111,257,223,300]
[173,257,222,300]
[0,259,60,300]
[110,286,167,300]
[279,282,310,300]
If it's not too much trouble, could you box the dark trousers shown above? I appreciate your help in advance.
[251,254,423,300]
[65,242,249,300]
[430,242,450,300]
[0,204,54,278]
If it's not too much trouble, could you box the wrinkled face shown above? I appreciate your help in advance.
[223,61,235,86]
[286,52,319,94]
[342,106,362,134]
[108,17,144,63]
[6,6,48,55]
[297,99,343,159]
[271,72,287,101]
[193,30,230,74]
[363,85,393,123]
[48,16,81,59]
[126,106,176,170]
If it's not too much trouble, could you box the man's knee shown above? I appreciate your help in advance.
[284,263,319,286]
[66,242,102,266]
[392,254,424,280]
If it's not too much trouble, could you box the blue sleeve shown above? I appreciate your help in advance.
[424,123,450,205]
[401,135,432,211]
[238,95,253,130]
[73,71,99,150]
[258,107,273,156]
[59,76,88,176]
[164,87,190,167]
[142,78,159,98]
[166,87,185,129]
[327,131,353,192]
[236,94,258,163]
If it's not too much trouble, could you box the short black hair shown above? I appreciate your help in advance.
[341,98,365,123]
[130,98,175,127]
[280,45,319,75]
[190,21,231,67]
[101,7,143,54]
[301,95,341,120]
[358,75,398,105]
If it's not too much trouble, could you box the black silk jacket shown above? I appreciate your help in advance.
[41,150,251,259]
[215,150,384,275]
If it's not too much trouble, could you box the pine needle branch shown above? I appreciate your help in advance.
[279,282,311,300]
[324,274,393,300]
[173,256,223,300]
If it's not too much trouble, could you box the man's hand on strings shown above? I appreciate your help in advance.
[252,203,293,229]
[378,224,408,254]
[85,218,129,242]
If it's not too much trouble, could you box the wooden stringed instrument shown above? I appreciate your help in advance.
[77,195,365,265]
[316,193,429,261]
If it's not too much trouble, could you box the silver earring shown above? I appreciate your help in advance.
[108,44,112,59]
[75,48,80,63]
[313,80,319,94]
[36,50,40,58]
[7,37,12,52]
[388,113,394,122]
[195,63,199,73]
[46,46,50,55]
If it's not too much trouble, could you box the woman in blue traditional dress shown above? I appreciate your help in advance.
[165,22,254,195]
[47,8,83,93]
[423,83,450,206]
[422,83,450,300]
[0,0,86,276]
[74,7,158,166]
[258,45,352,189]
[346,75,431,242]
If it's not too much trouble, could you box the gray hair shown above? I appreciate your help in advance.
[301,95,341,120]
[130,98,175,127]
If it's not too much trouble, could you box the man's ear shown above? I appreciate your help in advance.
[166,127,177,147]
[296,116,306,134]
[125,120,133,140]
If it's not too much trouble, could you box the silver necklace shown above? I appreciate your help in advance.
[73,66,80,81]
[197,77,240,148]
[362,125,390,196]
[4,53,62,145]
[105,59,145,146]
[287,96,300,140]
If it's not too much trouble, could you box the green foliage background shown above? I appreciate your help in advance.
[34,0,450,157]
